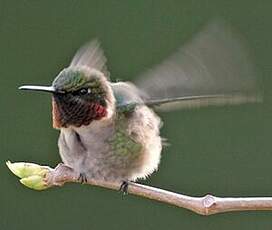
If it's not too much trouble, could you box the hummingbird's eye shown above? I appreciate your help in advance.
[78,88,91,96]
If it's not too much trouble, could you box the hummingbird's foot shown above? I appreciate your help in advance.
[78,172,88,184]
[119,180,129,195]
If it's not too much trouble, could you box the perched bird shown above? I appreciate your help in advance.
[19,21,261,190]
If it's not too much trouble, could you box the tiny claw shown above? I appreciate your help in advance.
[119,180,129,195]
[78,173,88,184]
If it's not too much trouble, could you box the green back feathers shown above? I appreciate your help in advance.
[110,83,145,156]
[109,113,142,156]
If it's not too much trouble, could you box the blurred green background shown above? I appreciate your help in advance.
[1,0,272,229]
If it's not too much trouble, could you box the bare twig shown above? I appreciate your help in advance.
[44,164,272,215]
[7,162,272,215]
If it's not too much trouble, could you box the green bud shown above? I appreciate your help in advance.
[20,175,48,190]
[6,161,51,190]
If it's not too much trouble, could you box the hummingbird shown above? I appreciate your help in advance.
[19,22,261,190]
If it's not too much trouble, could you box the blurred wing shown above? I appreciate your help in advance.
[112,82,144,113]
[135,21,262,111]
[70,39,109,78]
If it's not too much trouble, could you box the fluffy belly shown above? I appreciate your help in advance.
[58,107,162,182]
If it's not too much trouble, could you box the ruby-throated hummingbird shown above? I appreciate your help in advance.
[19,22,261,188]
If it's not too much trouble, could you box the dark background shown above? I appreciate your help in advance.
[1,0,272,229]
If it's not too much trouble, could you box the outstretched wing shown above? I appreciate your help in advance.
[135,21,262,111]
[70,39,109,78]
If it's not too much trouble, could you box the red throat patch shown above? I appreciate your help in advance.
[52,97,107,128]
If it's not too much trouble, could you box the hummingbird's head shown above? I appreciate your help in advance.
[19,66,115,129]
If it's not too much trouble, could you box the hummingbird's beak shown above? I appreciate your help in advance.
[18,85,64,94]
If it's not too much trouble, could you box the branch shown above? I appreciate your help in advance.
[6,161,272,215]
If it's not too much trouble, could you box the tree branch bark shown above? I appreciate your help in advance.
[7,162,272,215]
